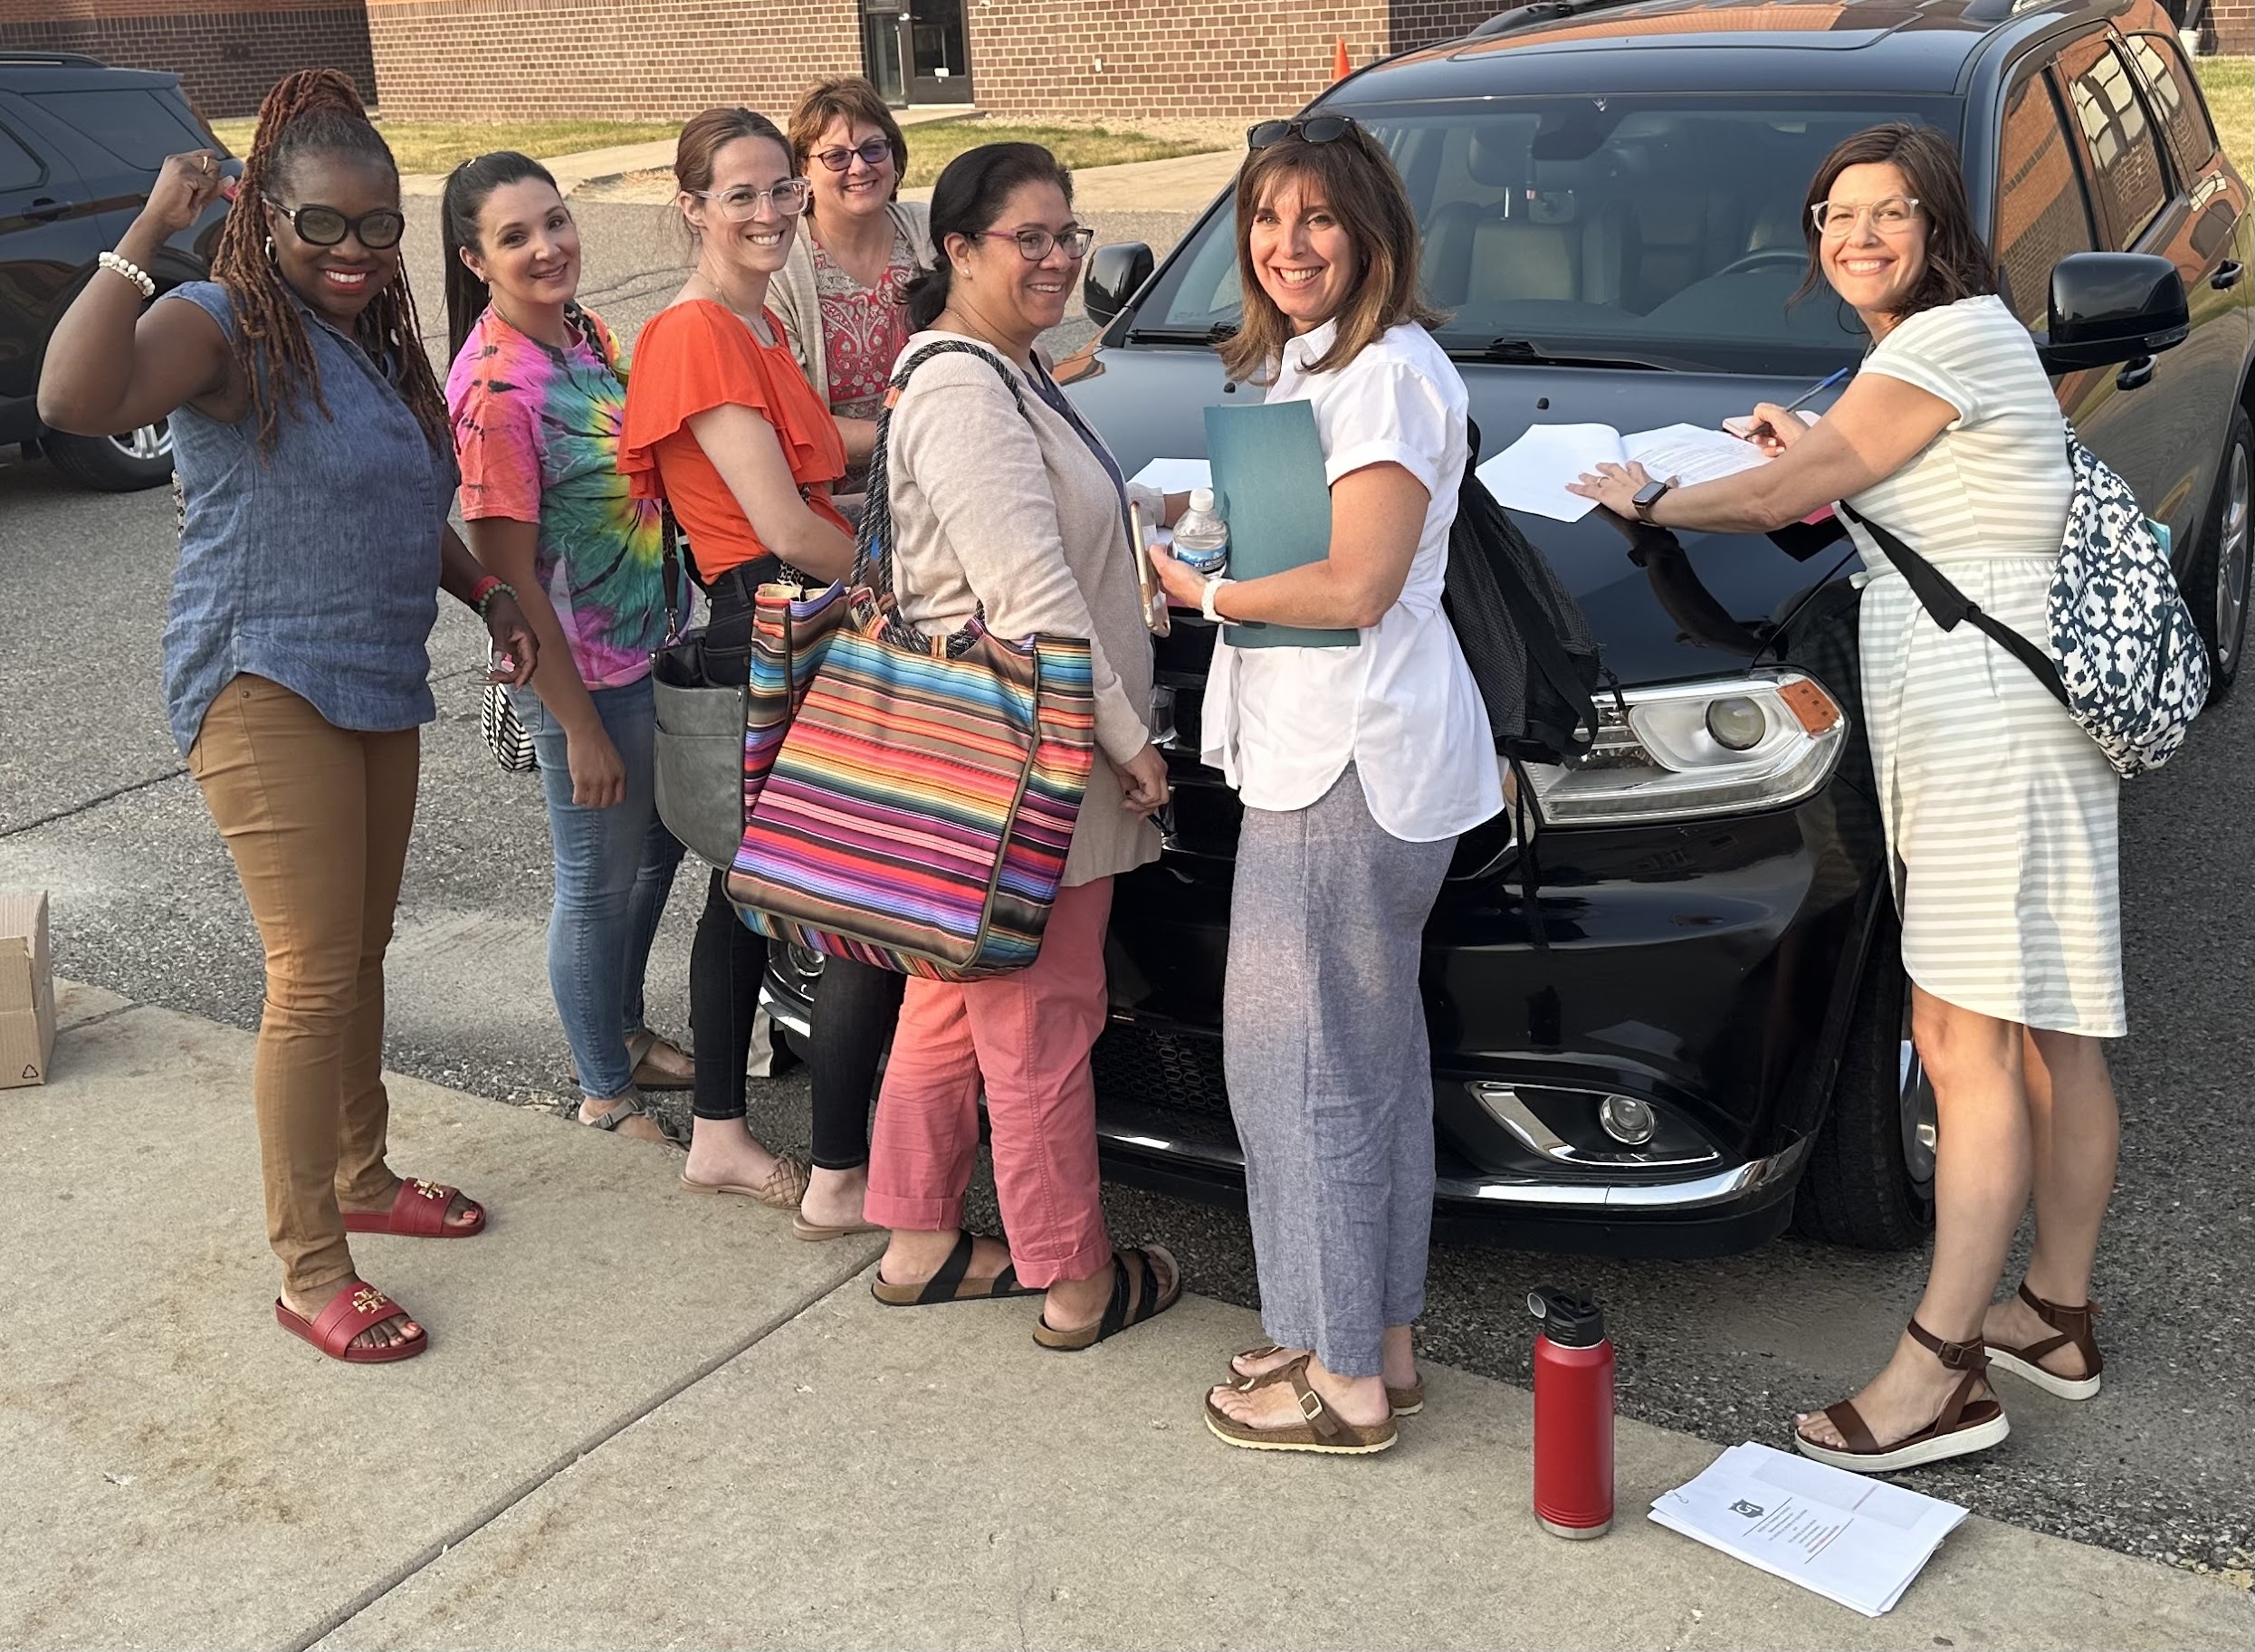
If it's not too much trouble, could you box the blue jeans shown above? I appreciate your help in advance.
[510,674,685,1099]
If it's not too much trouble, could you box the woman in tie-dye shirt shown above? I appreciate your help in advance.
[444,151,691,1146]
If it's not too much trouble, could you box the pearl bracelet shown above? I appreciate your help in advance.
[97,251,156,300]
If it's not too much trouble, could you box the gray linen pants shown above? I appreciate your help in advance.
[1224,767,1457,1379]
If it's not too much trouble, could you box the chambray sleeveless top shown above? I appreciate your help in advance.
[158,282,455,755]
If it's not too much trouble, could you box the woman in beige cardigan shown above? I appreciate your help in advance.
[860,143,1182,1351]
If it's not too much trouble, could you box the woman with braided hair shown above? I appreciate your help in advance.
[39,69,540,1366]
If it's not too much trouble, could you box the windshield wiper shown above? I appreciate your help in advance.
[1458,338,1681,371]
[1126,321,1240,345]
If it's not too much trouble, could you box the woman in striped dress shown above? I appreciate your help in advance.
[1572,123,2118,1473]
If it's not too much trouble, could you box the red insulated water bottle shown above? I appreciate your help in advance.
[1529,1286,1614,1539]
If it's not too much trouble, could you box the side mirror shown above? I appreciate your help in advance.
[2037,252,2189,373]
[1083,241,1154,328]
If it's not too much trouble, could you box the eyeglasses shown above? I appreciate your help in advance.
[974,226,1095,262]
[1247,114,1358,149]
[814,137,894,173]
[1811,196,1922,238]
[263,199,406,250]
[693,179,814,221]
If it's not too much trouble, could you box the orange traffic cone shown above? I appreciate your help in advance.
[1333,37,1352,82]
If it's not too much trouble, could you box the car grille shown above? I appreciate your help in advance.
[1091,1024,1238,1137]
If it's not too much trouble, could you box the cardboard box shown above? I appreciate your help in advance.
[0,891,57,1089]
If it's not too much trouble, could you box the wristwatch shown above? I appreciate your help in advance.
[1631,478,1673,524]
[1200,576,1234,623]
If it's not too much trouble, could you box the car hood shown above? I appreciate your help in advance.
[1064,342,1857,688]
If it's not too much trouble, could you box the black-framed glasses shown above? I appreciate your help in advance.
[264,199,406,250]
[974,226,1095,262]
[693,179,814,221]
[815,137,894,173]
[1247,114,1358,149]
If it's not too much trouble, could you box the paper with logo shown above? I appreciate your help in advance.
[1203,400,1359,650]
[1648,1442,1967,1617]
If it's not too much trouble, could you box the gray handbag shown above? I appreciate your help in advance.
[650,511,751,869]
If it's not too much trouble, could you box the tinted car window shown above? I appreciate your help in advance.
[27,89,205,169]
[2123,33,2217,178]
[2059,37,2170,246]
[1995,73,2097,329]
[1138,97,1963,374]
[0,125,40,191]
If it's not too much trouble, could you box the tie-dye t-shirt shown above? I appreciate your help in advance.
[447,306,666,688]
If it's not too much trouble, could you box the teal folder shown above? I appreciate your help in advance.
[1203,401,1360,650]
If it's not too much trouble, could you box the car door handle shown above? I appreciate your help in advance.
[2214,262,2245,290]
[25,196,65,222]
[2116,356,2156,391]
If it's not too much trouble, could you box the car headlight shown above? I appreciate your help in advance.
[1522,671,1845,826]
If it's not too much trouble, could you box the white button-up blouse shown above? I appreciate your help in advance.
[1200,319,1503,843]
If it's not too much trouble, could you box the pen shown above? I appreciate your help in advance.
[1776,365,1852,416]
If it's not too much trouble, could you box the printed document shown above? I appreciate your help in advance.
[1648,1442,1967,1617]
[1476,422,1773,522]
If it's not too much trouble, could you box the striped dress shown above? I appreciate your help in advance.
[1846,294,2125,1037]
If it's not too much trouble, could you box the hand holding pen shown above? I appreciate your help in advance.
[1723,366,1850,456]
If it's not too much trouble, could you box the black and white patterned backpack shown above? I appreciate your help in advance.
[1843,425,2208,778]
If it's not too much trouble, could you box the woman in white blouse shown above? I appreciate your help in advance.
[1153,116,1501,1456]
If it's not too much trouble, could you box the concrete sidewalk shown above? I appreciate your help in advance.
[3,989,2244,1651]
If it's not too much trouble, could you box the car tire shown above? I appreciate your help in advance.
[43,421,175,492]
[1792,910,1937,1250]
[2188,404,2252,702]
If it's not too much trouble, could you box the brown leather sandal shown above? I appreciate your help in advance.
[1227,1342,1424,1417]
[1792,1318,2010,1475]
[1205,1354,1400,1456]
[1985,1284,2103,1400]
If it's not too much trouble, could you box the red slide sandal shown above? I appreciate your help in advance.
[342,1178,485,1238]
[274,1283,428,1364]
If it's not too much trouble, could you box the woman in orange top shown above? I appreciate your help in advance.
[621,107,856,1213]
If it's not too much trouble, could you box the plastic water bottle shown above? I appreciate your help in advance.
[1171,487,1230,577]
[1529,1286,1615,1539]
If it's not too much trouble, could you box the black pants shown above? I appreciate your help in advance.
[685,565,907,1171]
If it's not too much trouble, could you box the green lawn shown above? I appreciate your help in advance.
[202,115,1218,183]
[2196,56,2251,180]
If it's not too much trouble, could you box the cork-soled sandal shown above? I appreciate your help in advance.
[1206,1355,1400,1456]
[1793,1319,2009,1475]
[1984,1284,2103,1400]
[1226,1342,1424,1417]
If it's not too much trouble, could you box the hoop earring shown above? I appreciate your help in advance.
[264,234,277,264]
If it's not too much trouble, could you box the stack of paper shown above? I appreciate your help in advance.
[1476,422,1774,522]
[1648,1443,1968,1617]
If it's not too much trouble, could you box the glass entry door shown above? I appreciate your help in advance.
[860,0,906,105]
[904,0,973,103]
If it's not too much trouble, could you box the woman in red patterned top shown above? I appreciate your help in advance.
[764,77,938,1241]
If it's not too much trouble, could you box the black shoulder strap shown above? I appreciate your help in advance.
[1837,501,2069,706]
[1455,470,1599,757]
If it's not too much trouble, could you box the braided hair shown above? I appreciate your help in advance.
[209,70,447,453]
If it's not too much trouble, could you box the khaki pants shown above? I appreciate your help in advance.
[187,674,419,1295]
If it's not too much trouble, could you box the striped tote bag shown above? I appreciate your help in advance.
[723,342,1098,979]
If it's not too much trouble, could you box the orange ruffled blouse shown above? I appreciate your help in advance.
[618,299,849,579]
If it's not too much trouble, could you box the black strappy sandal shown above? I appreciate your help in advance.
[1792,1318,2010,1474]
[870,1231,1040,1306]
[1033,1246,1181,1351]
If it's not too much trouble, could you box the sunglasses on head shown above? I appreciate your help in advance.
[1246,114,1358,150]
[265,198,406,251]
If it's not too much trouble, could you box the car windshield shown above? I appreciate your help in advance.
[1133,96,1965,375]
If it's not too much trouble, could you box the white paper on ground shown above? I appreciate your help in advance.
[1648,1442,1967,1618]
[1129,456,1213,493]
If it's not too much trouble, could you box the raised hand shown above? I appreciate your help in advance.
[138,150,230,239]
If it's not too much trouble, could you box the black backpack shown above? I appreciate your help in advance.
[1443,418,1606,764]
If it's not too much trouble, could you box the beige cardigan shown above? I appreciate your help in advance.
[771,200,935,409]
[884,329,1161,887]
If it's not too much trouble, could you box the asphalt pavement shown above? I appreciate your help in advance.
[1,196,2249,1585]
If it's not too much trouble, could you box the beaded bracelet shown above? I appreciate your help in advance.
[470,576,517,619]
[97,251,156,300]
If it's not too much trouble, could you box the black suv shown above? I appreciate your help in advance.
[764,0,2253,1256]
[1,52,234,490]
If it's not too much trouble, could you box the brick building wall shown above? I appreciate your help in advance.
[365,0,862,120]
[2193,0,2250,51]
[0,0,376,119]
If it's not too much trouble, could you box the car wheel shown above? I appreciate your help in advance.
[43,421,176,492]
[1792,910,1937,1250]
[2189,405,2252,701]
